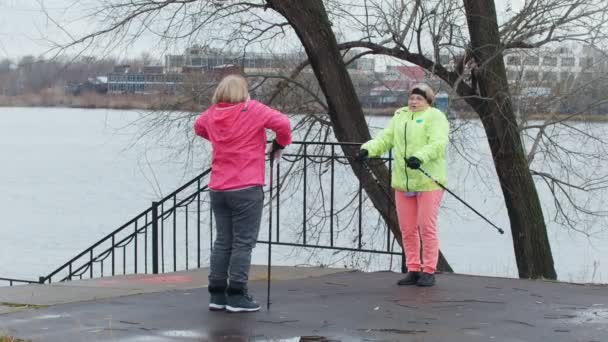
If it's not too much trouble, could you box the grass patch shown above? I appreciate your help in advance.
[0,336,29,342]
[0,302,46,309]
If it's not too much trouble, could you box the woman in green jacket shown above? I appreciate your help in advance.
[358,83,449,287]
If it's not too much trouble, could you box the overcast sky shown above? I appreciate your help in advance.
[0,1,72,58]
[0,0,524,61]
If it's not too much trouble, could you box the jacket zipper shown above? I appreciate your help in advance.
[404,113,413,192]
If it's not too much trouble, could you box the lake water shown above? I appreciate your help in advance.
[0,107,606,283]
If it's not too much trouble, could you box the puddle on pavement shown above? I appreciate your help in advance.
[4,313,70,325]
[253,338,341,342]
[155,332,343,341]
[162,330,206,338]
[571,306,608,325]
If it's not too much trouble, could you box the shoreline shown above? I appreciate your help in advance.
[2,94,608,121]
[0,93,202,112]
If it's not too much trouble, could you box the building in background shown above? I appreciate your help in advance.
[438,45,608,89]
[107,62,241,94]
[65,76,108,96]
[107,64,176,94]
[359,65,426,108]
[164,45,302,74]
[101,44,608,114]
[343,50,376,73]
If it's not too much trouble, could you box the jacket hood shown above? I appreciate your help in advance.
[204,101,248,143]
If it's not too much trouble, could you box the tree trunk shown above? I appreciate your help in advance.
[268,0,452,272]
[462,0,556,279]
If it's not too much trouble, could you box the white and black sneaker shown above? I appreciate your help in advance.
[209,292,227,311]
[226,291,260,313]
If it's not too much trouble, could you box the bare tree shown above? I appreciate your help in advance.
[316,0,607,278]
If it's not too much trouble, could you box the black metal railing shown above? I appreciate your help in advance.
[0,277,39,286]
[260,141,401,261]
[38,167,214,284]
[3,141,403,286]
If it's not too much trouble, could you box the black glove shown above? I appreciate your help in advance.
[406,156,422,169]
[269,139,285,161]
[355,149,369,162]
[270,139,285,153]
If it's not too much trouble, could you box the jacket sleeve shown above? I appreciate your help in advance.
[414,109,449,163]
[361,115,396,157]
[262,104,292,147]
[193,112,209,140]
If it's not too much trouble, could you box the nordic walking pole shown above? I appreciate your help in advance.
[266,148,278,310]
[359,157,396,208]
[417,166,505,235]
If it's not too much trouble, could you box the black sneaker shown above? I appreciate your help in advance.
[416,272,436,287]
[397,271,421,285]
[226,293,260,313]
[208,285,227,311]
[209,292,227,311]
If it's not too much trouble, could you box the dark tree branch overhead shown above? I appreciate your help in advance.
[500,0,608,49]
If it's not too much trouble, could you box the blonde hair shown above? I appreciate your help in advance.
[212,74,250,104]
[409,83,435,105]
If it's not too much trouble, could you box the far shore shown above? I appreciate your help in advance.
[2,93,608,121]
[0,93,199,112]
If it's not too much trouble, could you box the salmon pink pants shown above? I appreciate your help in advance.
[395,190,444,274]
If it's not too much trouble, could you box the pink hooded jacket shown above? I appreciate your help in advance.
[194,100,292,191]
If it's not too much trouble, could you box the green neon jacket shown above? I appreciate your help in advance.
[361,106,449,192]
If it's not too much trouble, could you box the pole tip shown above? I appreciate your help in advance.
[498,229,505,235]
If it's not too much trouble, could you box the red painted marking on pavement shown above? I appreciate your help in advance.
[99,280,120,286]
[138,275,193,284]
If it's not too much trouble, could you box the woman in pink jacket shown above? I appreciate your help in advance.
[194,75,292,313]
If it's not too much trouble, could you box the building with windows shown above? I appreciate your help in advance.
[439,45,607,86]
[164,45,303,74]
[107,63,240,94]
[107,71,182,94]
[504,47,583,85]
[344,51,376,73]
[360,65,426,108]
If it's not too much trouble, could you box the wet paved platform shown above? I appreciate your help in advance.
[0,268,606,341]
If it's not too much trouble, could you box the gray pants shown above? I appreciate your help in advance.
[208,186,264,288]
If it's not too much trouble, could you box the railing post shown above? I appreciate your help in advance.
[152,201,159,274]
